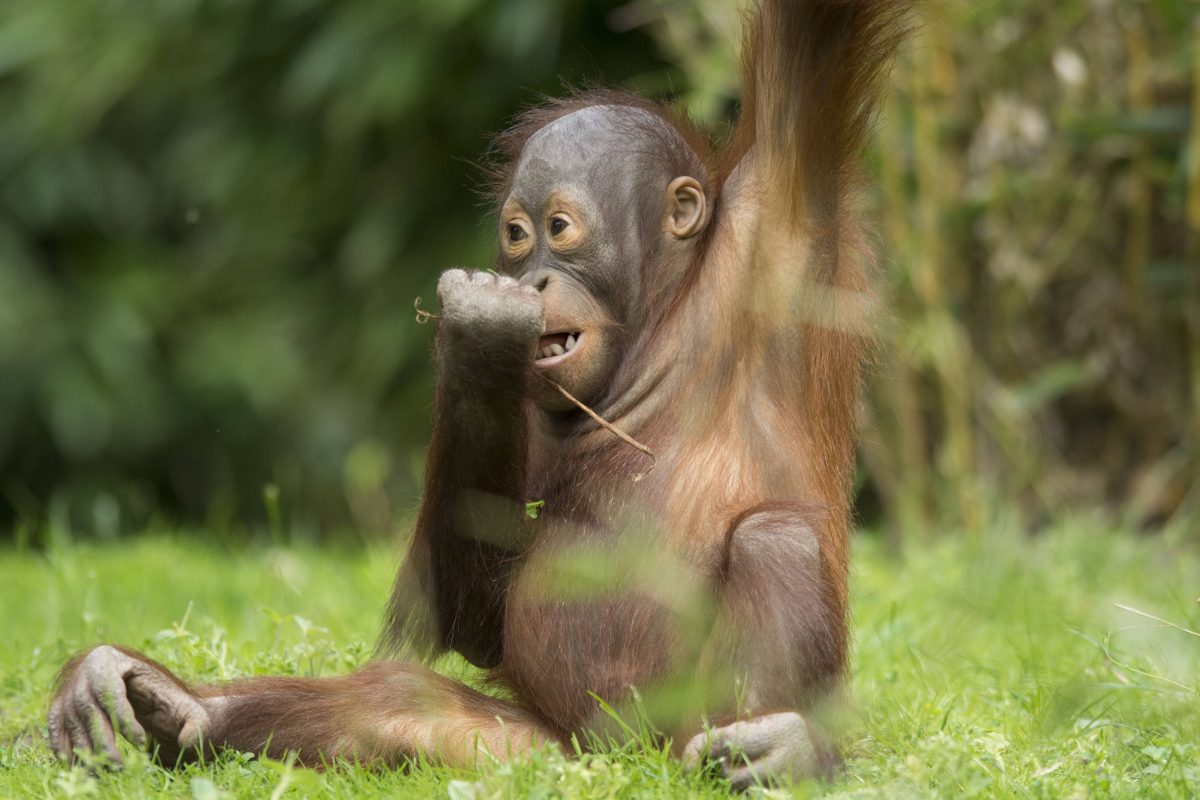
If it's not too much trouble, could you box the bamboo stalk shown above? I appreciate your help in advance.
[912,31,980,535]
[1187,19,1200,234]
[877,79,932,538]
[1185,19,1200,521]
[1123,18,1152,310]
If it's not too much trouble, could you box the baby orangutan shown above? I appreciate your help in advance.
[50,0,913,788]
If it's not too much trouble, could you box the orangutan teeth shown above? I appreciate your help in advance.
[536,332,580,361]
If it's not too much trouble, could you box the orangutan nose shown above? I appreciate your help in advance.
[519,270,551,292]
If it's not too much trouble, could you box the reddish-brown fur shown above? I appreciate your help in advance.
[51,0,913,777]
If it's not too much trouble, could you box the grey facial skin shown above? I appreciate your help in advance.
[509,107,669,320]
[501,106,708,413]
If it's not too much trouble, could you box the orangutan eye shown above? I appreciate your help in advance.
[507,224,527,242]
[549,217,569,236]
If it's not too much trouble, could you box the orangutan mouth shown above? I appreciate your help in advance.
[535,331,582,363]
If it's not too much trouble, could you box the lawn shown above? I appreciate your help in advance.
[2,518,1199,798]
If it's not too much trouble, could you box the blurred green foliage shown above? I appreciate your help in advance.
[1,0,1197,541]
[0,0,672,540]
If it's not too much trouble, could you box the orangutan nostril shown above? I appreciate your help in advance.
[518,270,551,292]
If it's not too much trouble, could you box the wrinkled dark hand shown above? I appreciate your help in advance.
[48,645,212,768]
[436,269,544,356]
[682,711,824,791]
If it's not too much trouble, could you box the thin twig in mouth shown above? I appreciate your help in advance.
[537,374,657,483]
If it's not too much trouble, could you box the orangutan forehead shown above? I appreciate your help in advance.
[518,107,679,172]
[511,106,679,205]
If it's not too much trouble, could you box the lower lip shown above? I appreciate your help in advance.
[535,333,582,367]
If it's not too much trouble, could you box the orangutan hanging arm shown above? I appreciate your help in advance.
[734,0,914,229]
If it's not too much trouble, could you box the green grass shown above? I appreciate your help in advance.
[3,518,1200,798]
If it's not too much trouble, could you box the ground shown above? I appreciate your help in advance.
[2,517,1199,798]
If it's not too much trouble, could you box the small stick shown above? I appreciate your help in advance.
[541,375,657,482]
[414,297,439,324]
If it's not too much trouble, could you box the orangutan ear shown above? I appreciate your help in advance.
[665,176,709,239]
